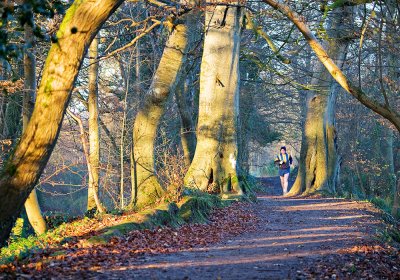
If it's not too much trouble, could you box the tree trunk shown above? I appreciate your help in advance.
[87,36,104,212]
[131,8,201,208]
[130,32,142,208]
[393,175,400,217]
[175,63,198,167]
[67,109,105,213]
[2,87,22,140]
[383,127,400,216]
[23,19,47,235]
[0,0,123,247]
[184,4,244,195]
[289,7,351,196]
[386,0,399,216]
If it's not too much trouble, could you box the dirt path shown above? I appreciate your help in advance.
[94,181,385,279]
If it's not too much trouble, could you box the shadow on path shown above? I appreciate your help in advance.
[95,178,382,279]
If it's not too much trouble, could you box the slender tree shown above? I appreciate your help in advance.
[87,36,103,212]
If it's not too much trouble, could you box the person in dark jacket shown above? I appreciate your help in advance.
[274,146,293,195]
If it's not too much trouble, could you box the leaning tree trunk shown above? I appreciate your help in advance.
[0,0,123,247]
[289,6,351,196]
[131,8,201,208]
[22,18,47,235]
[184,4,244,195]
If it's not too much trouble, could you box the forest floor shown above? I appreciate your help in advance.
[1,177,400,279]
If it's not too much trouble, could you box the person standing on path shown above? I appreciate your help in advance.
[274,146,293,195]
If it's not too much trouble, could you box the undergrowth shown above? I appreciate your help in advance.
[0,190,243,265]
[0,216,94,265]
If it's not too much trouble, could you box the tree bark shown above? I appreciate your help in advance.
[67,109,105,213]
[0,0,123,247]
[184,4,244,194]
[174,60,198,167]
[23,19,47,235]
[289,6,351,196]
[131,8,201,208]
[87,36,104,212]
[393,175,400,217]
[386,0,399,216]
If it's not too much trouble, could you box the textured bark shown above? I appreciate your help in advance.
[0,0,123,247]
[184,4,244,194]
[175,65,197,167]
[87,37,102,212]
[23,20,47,235]
[131,8,201,208]
[289,7,351,196]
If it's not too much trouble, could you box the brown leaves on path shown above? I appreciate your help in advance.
[0,202,259,279]
[301,244,400,279]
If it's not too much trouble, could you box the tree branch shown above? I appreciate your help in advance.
[262,0,400,132]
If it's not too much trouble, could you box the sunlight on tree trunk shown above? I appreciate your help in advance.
[87,37,105,212]
[67,109,106,213]
[0,0,123,247]
[22,20,47,235]
[184,4,244,195]
[289,6,351,196]
[131,7,201,208]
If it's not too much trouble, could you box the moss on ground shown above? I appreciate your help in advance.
[85,194,223,246]
[1,188,257,261]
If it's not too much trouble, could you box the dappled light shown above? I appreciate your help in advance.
[0,0,399,279]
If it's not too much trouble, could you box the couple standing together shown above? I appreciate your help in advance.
[274,146,293,195]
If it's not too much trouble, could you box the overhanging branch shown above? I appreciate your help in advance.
[262,0,400,132]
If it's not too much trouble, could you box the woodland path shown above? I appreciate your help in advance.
[95,178,385,279]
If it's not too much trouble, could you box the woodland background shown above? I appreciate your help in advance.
[0,0,398,244]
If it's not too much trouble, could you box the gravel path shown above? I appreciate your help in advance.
[96,180,382,279]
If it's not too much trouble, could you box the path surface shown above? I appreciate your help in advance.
[95,179,383,279]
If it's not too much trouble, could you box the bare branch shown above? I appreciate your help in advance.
[262,0,400,131]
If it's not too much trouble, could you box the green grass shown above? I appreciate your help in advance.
[0,191,229,263]
[0,217,92,264]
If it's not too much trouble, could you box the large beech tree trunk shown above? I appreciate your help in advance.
[184,4,244,194]
[23,19,47,235]
[131,8,201,208]
[0,0,123,247]
[289,7,351,196]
